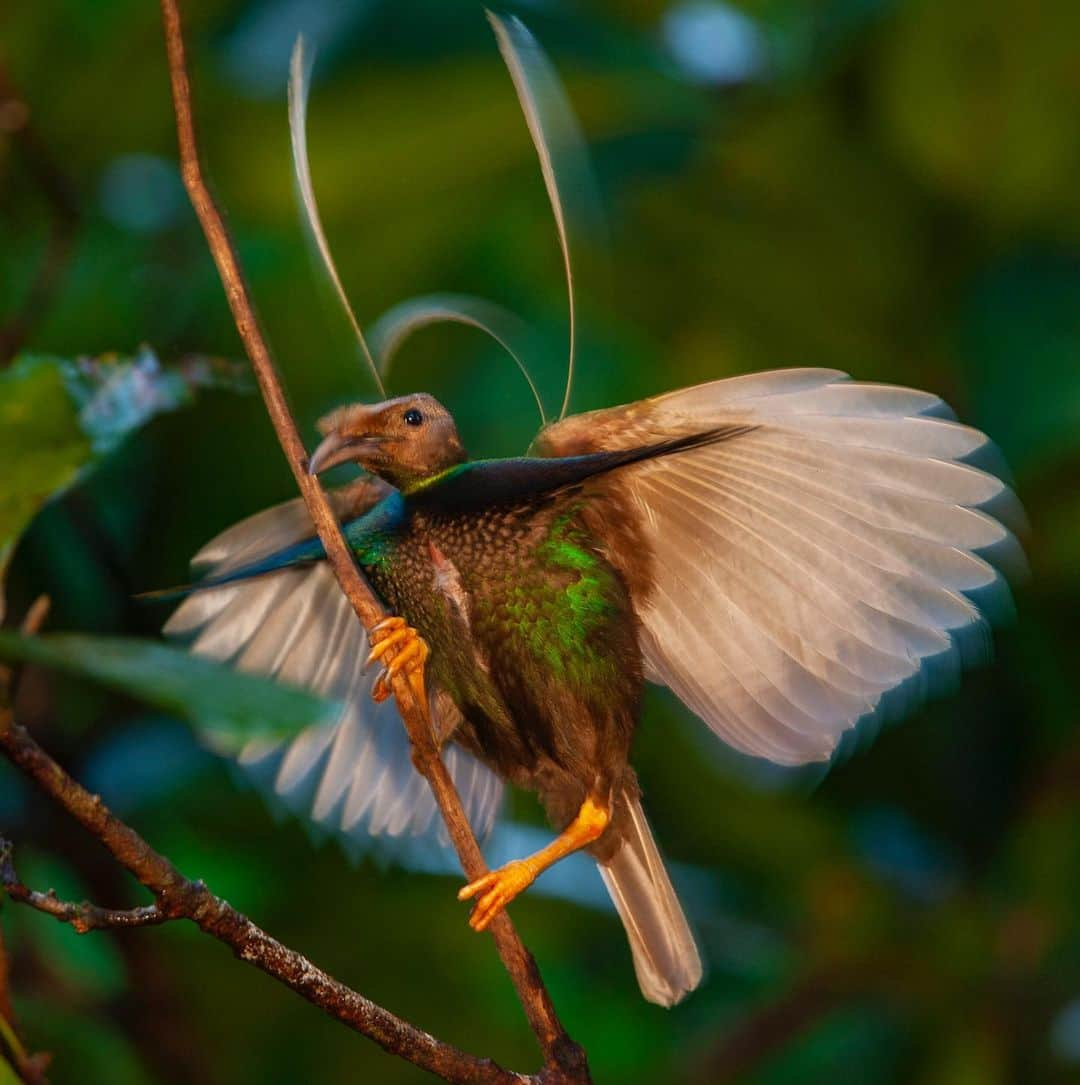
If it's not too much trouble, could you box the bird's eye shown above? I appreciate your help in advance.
[403,408,424,427]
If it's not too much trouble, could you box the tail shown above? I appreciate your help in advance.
[598,794,703,1007]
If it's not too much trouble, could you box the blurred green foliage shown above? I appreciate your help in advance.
[0,350,247,609]
[1,1,1079,1083]
[0,632,337,748]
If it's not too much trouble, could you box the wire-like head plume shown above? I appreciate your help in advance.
[488,11,602,421]
[289,17,601,430]
[289,36,385,397]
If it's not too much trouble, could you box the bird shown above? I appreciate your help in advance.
[162,376,1026,1007]
[158,17,1028,1007]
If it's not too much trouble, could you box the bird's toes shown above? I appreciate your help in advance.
[364,619,430,710]
[366,626,410,665]
[369,615,407,638]
[459,861,535,930]
[371,673,392,702]
[470,892,507,931]
[457,871,496,902]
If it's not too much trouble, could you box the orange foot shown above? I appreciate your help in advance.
[456,795,611,932]
[366,616,429,710]
[458,860,539,931]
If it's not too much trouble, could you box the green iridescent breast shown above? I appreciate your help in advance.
[346,486,635,712]
[496,509,625,689]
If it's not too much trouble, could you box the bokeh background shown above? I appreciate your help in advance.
[2,1,1080,1082]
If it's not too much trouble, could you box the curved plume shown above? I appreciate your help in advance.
[488,12,598,421]
[289,36,385,397]
[370,293,547,429]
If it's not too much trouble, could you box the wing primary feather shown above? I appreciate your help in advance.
[166,495,503,855]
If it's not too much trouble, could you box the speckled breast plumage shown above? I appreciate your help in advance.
[356,490,644,793]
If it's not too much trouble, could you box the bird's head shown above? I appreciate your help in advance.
[307,393,466,491]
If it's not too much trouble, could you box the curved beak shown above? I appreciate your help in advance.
[307,431,380,476]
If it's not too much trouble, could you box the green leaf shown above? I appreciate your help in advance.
[59,348,250,457]
[0,356,92,608]
[0,349,250,620]
[0,632,338,749]
[0,1053,21,1085]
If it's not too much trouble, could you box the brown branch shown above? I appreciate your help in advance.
[0,704,526,1085]
[0,62,79,365]
[0,844,167,934]
[157,2,588,1082]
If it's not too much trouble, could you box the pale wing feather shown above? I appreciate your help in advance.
[641,501,912,705]
[690,453,1012,618]
[702,443,1028,587]
[698,446,1026,576]
[165,496,503,846]
[537,369,1024,766]
[648,469,974,640]
[647,576,830,760]
[639,495,895,709]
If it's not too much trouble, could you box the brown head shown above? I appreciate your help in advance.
[307,393,467,491]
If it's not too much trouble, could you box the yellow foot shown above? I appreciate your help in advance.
[367,616,429,711]
[456,795,611,933]
[458,860,538,931]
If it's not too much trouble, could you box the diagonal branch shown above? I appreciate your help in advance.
[156,2,588,1082]
[0,705,525,1085]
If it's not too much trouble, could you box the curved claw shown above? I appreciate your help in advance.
[369,615,407,641]
[456,794,611,932]
[367,616,429,711]
[458,860,537,931]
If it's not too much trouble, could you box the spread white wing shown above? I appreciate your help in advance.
[536,368,1027,766]
[164,486,503,850]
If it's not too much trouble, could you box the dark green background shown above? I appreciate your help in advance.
[2,1,1079,1082]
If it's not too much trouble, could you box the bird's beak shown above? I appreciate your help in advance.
[307,430,381,476]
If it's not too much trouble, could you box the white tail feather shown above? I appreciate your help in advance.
[598,794,702,1007]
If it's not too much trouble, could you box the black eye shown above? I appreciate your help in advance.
[403,408,424,427]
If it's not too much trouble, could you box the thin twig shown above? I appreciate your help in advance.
[157,2,587,1081]
[18,599,50,640]
[0,844,166,934]
[0,597,50,690]
[0,707,525,1085]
